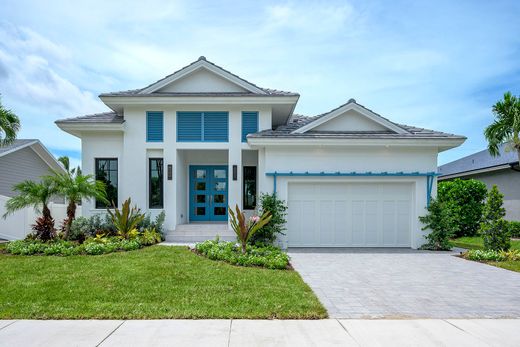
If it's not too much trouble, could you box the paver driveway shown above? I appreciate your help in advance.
[288,248,520,319]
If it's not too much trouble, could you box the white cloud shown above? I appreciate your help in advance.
[265,2,357,34]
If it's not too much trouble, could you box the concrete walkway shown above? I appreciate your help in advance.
[0,319,519,346]
[289,248,520,319]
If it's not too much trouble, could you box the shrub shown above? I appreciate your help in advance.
[480,185,510,251]
[138,228,163,246]
[229,204,272,253]
[509,221,520,238]
[107,198,145,239]
[437,179,487,237]
[251,193,288,245]
[68,216,91,242]
[137,211,166,236]
[195,239,290,270]
[68,214,116,241]
[31,216,57,241]
[419,198,458,250]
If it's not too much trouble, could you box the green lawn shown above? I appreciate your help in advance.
[0,245,326,319]
[451,236,520,251]
[451,236,520,273]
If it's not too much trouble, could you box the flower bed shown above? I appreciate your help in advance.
[194,240,290,270]
[4,230,162,256]
[463,249,520,262]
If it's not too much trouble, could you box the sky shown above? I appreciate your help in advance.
[1,0,519,168]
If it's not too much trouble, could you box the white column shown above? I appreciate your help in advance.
[228,109,242,221]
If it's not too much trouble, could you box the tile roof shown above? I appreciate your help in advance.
[100,56,299,97]
[249,100,465,140]
[0,139,38,155]
[438,143,519,177]
[55,111,124,124]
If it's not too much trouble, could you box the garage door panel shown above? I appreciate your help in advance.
[365,200,379,245]
[334,200,348,245]
[288,182,413,247]
[319,200,334,245]
[301,201,316,246]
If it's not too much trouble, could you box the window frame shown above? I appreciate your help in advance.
[149,158,164,209]
[241,111,259,142]
[177,111,229,142]
[243,166,257,210]
[95,158,118,209]
[146,111,164,143]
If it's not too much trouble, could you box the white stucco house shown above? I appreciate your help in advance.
[56,57,465,248]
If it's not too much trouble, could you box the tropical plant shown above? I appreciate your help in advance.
[484,91,520,164]
[107,198,145,239]
[3,177,59,241]
[480,185,510,251]
[418,198,458,250]
[437,179,487,237]
[228,204,272,254]
[251,193,288,245]
[49,167,107,239]
[0,97,20,146]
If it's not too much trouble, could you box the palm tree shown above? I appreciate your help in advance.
[3,176,58,240]
[0,97,21,146]
[51,169,107,239]
[484,92,520,164]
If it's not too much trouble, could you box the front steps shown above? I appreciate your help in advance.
[164,223,236,243]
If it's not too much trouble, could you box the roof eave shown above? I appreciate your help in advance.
[247,137,466,149]
[55,122,125,138]
[439,163,519,180]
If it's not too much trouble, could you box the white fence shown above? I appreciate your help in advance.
[0,195,82,240]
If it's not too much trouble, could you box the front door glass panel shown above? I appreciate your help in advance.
[189,165,228,221]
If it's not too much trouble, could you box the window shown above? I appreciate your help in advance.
[242,111,258,142]
[95,158,118,208]
[147,111,163,142]
[177,112,228,142]
[243,166,257,209]
[149,158,164,209]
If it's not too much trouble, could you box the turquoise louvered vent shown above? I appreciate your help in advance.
[146,111,163,142]
[242,111,258,142]
[177,112,228,142]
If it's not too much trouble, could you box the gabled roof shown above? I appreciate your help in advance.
[292,99,408,134]
[100,56,298,97]
[438,143,519,178]
[55,111,124,125]
[0,139,66,174]
[0,139,39,156]
[249,99,465,141]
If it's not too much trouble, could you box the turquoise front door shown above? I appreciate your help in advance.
[189,165,228,222]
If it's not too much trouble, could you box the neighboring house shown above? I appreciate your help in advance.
[56,57,465,248]
[0,139,65,196]
[439,143,520,221]
[0,139,68,240]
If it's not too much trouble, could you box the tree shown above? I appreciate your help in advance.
[2,177,58,241]
[480,185,510,251]
[50,168,107,239]
[419,198,459,251]
[0,97,21,146]
[437,179,487,237]
[484,91,520,164]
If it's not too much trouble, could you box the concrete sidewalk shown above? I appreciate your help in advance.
[0,319,519,346]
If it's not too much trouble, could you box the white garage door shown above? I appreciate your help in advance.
[287,182,412,247]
